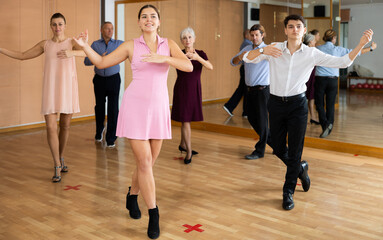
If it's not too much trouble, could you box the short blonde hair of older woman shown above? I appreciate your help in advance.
[180,27,196,40]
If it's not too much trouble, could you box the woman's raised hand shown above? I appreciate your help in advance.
[57,50,73,59]
[185,51,199,61]
[73,30,89,47]
[359,29,374,46]
[141,51,167,63]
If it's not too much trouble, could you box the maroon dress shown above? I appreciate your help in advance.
[306,67,316,100]
[171,49,208,122]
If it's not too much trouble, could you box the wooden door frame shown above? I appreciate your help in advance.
[114,0,168,38]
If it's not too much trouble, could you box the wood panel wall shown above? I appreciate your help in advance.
[119,0,244,104]
[0,0,100,128]
[260,4,302,44]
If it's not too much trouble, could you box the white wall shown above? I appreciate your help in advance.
[105,0,116,26]
[345,3,383,77]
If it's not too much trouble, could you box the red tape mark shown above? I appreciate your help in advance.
[183,224,204,233]
[173,157,184,160]
[64,185,82,191]
[354,154,359,156]
[296,183,302,186]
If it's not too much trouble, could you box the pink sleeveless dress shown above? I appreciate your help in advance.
[41,38,80,115]
[116,35,171,140]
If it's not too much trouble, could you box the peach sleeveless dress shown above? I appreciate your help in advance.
[41,38,80,115]
[116,35,171,140]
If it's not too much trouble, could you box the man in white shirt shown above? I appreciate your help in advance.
[243,14,373,210]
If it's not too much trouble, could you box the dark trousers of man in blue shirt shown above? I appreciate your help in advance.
[224,65,248,116]
[246,86,271,157]
[268,95,308,195]
[314,76,338,133]
[93,73,121,145]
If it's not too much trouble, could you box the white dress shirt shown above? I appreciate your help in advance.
[243,41,353,97]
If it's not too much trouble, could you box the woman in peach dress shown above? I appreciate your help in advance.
[0,13,84,183]
[74,5,192,239]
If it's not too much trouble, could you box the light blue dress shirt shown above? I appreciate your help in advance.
[84,38,124,77]
[231,42,269,87]
[240,39,252,51]
[315,41,358,77]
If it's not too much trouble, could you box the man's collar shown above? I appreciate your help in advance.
[282,40,305,53]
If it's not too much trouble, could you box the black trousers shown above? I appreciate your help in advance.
[314,76,338,131]
[246,86,271,156]
[269,94,308,194]
[93,73,121,145]
[224,65,247,115]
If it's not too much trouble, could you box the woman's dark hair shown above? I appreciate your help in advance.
[50,13,66,24]
[138,5,160,20]
[310,29,319,36]
[283,15,305,27]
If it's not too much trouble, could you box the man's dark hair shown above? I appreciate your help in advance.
[101,21,113,29]
[249,24,266,41]
[50,13,66,24]
[283,15,305,27]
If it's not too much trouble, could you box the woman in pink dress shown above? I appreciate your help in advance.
[0,13,84,183]
[74,5,192,239]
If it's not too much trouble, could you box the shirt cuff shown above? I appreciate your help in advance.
[344,54,353,67]
[243,51,251,63]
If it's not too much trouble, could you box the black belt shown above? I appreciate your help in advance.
[270,93,306,102]
[316,76,338,80]
[247,85,269,91]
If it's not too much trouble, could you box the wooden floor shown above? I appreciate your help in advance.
[1,122,383,239]
[202,89,383,149]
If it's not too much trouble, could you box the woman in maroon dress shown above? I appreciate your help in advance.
[303,33,320,125]
[171,27,213,164]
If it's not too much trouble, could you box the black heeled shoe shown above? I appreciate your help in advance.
[148,206,160,239]
[184,155,192,164]
[178,145,198,155]
[310,119,320,125]
[60,157,68,173]
[126,186,141,219]
[52,166,62,183]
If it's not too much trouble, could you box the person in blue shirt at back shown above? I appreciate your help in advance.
[230,24,272,160]
[84,22,124,147]
[223,29,252,117]
[315,29,377,138]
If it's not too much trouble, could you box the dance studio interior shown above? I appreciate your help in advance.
[0,0,382,239]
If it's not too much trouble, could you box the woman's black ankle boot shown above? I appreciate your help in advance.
[126,186,141,219]
[147,206,160,239]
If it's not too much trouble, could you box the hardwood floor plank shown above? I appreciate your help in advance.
[1,122,383,239]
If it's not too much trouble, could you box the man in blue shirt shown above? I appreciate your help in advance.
[230,24,271,160]
[223,29,252,117]
[84,22,124,147]
[315,29,377,138]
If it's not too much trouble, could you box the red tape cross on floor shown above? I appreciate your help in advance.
[64,185,82,191]
[183,224,204,233]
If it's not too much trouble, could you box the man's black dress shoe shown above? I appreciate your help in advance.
[299,160,310,192]
[320,123,333,138]
[282,193,294,210]
[245,151,263,160]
